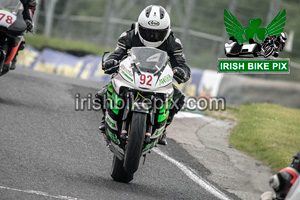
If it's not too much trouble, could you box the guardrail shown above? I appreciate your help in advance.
[17,46,300,108]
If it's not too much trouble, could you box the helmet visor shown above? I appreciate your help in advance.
[139,25,169,43]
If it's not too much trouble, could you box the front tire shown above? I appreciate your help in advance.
[110,155,133,183]
[0,51,8,76]
[0,64,10,76]
[123,112,147,174]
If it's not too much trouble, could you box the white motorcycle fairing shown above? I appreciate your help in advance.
[111,47,174,97]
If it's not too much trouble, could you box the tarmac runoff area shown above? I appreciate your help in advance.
[170,112,273,200]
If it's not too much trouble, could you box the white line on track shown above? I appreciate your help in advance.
[153,148,232,200]
[0,151,230,200]
[0,185,84,200]
[175,112,204,119]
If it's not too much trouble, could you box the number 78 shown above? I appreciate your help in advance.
[0,13,13,24]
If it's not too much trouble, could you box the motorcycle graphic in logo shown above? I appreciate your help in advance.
[218,9,290,74]
[224,9,287,58]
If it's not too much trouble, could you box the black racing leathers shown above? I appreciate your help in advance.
[106,25,190,83]
[20,0,37,21]
[20,0,37,7]
[102,24,190,126]
[9,0,37,70]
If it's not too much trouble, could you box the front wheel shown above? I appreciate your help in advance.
[123,112,147,174]
[264,46,274,58]
[110,155,133,183]
[0,64,10,76]
[0,51,8,76]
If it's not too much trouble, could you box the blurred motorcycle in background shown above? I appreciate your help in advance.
[0,0,27,76]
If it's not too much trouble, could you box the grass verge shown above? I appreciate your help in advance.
[228,103,300,172]
[24,34,111,55]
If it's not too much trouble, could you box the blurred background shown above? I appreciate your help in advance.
[32,0,300,82]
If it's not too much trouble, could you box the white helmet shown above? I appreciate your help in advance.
[137,5,171,48]
[280,32,287,43]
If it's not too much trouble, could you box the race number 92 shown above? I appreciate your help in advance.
[140,74,153,86]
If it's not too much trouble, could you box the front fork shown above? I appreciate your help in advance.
[145,96,156,143]
[120,92,132,142]
[120,92,156,145]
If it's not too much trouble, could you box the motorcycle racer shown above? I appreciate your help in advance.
[97,5,190,145]
[261,32,287,58]
[9,0,37,70]
[260,151,300,200]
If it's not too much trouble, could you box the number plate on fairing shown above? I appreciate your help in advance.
[135,72,158,90]
[0,10,17,28]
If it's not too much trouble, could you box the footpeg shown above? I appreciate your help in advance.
[145,132,151,143]
[99,125,105,133]
[121,130,127,141]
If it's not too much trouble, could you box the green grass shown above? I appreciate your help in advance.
[24,34,111,55]
[228,103,300,172]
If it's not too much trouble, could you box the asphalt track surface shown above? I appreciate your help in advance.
[0,68,240,200]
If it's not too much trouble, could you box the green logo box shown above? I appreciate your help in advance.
[218,58,290,74]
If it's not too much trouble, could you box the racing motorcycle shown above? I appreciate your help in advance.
[0,0,27,76]
[102,47,174,183]
[261,35,285,58]
[261,41,280,58]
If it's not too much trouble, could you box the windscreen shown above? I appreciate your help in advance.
[0,0,22,14]
[130,47,168,74]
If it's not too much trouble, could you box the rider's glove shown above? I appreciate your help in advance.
[102,59,119,74]
[173,67,188,84]
[25,20,34,33]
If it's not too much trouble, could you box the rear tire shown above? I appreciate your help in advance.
[123,112,147,174]
[110,155,133,183]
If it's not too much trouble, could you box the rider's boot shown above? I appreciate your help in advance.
[158,129,168,145]
[95,86,108,133]
[158,111,175,145]
[10,57,17,70]
[99,116,105,132]
[158,86,185,145]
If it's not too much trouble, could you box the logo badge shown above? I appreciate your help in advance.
[148,20,160,26]
[218,9,290,74]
